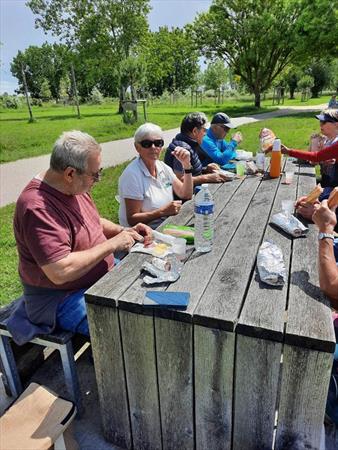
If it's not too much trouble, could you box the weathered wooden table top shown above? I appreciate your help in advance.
[86,160,335,353]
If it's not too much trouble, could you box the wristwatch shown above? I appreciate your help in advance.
[184,168,193,174]
[318,232,335,241]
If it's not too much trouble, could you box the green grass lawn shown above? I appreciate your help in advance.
[1,93,330,164]
[0,98,273,163]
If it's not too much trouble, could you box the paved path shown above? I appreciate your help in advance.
[0,104,326,207]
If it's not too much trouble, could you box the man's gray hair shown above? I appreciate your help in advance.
[134,123,163,143]
[50,130,101,172]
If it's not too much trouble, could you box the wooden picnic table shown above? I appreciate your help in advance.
[85,159,335,450]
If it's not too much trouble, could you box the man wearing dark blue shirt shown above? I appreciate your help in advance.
[165,112,228,186]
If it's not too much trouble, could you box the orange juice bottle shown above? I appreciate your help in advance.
[269,138,281,178]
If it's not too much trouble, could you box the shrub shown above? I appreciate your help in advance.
[89,87,104,104]
[1,95,20,109]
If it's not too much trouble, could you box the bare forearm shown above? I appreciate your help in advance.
[174,173,193,199]
[318,240,338,305]
[42,239,116,285]
[100,218,123,238]
[128,209,164,226]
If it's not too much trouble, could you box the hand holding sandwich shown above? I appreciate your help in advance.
[312,200,337,234]
[295,184,324,221]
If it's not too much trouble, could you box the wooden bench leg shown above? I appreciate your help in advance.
[0,335,23,398]
[59,342,82,414]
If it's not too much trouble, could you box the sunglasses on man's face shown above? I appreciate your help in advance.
[139,139,164,148]
[218,124,230,131]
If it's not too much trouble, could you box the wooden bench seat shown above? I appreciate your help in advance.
[0,298,83,413]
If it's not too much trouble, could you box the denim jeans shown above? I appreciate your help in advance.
[56,289,89,336]
[55,258,121,337]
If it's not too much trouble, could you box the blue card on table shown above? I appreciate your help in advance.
[144,291,190,309]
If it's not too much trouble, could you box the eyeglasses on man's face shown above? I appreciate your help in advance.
[75,167,103,182]
[139,139,164,148]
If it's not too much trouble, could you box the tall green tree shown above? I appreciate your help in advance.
[40,79,52,101]
[307,59,331,98]
[11,43,69,99]
[141,26,200,96]
[203,59,229,94]
[27,0,151,106]
[191,0,337,107]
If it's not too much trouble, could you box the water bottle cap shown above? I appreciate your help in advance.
[272,139,281,151]
[201,183,209,188]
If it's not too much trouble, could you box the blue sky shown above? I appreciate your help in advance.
[0,0,212,94]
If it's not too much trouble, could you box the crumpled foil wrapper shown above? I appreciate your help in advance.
[270,212,308,237]
[142,257,182,285]
[257,240,286,286]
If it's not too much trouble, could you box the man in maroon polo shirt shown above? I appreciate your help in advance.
[9,130,151,343]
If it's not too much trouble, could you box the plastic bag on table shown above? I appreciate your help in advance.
[270,212,308,237]
[245,161,258,174]
[130,230,177,258]
[142,256,183,285]
[257,240,286,286]
[236,150,254,160]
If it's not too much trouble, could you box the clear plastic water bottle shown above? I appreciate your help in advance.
[194,184,214,253]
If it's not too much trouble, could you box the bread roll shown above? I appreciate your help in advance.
[328,187,338,208]
[259,128,276,152]
[305,184,323,204]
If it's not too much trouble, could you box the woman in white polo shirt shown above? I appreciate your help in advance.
[118,123,193,229]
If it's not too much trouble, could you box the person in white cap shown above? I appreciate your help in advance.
[201,112,242,168]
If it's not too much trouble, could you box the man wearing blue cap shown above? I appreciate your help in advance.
[201,112,243,168]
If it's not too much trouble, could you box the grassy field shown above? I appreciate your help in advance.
[0,111,322,305]
[0,99,270,163]
[0,93,330,163]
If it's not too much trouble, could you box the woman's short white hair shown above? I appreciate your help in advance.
[50,130,101,172]
[134,123,163,143]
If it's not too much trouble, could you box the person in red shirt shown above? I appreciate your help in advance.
[281,140,338,162]
[9,131,152,343]
[281,140,338,222]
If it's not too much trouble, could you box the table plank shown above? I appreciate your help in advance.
[233,335,281,450]
[275,163,335,449]
[237,158,299,342]
[119,310,162,450]
[195,325,234,450]
[275,345,332,450]
[194,175,282,331]
[155,317,194,450]
[86,304,132,449]
[287,163,335,352]
[233,160,297,448]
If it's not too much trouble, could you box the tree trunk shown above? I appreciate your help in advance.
[118,85,124,114]
[70,63,81,119]
[254,90,261,108]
